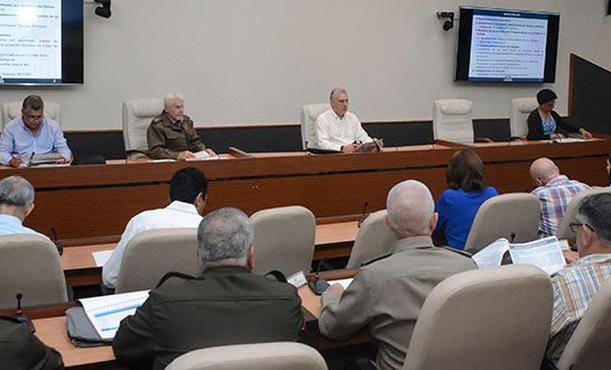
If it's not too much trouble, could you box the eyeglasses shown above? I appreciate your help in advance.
[569,222,595,233]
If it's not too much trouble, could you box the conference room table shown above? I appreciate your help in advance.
[0,139,607,245]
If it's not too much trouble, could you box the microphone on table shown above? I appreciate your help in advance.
[501,233,517,265]
[51,227,63,256]
[358,201,369,228]
[308,259,330,295]
[15,293,35,333]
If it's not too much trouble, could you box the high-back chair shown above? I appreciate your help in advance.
[509,97,538,139]
[114,228,200,293]
[2,101,61,129]
[0,234,68,309]
[556,188,611,241]
[432,99,474,144]
[250,206,315,276]
[166,342,328,370]
[122,98,164,159]
[346,210,397,269]
[299,103,328,149]
[464,193,540,253]
[403,265,553,370]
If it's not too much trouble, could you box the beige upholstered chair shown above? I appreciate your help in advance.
[509,97,538,139]
[1,101,61,129]
[556,187,611,241]
[0,234,68,310]
[403,265,552,370]
[464,193,540,253]
[557,279,611,370]
[432,99,474,144]
[122,98,164,159]
[114,228,200,293]
[299,103,328,149]
[250,206,315,276]
[166,342,328,370]
[346,210,397,269]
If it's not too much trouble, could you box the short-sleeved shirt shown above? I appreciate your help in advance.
[531,175,590,237]
[146,111,206,159]
[314,109,372,151]
[435,186,498,250]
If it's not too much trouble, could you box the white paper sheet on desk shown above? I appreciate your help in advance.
[509,236,566,275]
[550,138,586,144]
[79,290,149,339]
[473,238,510,269]
[328,278,353,289]
[185,151,219,161]
[92,250,113,267]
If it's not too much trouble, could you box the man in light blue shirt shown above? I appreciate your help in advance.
[0,95,72,168]
[0,176,45,237]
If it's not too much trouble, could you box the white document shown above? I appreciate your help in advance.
[92,250,113,267]
[508,236,566,275]
[79,290,149,339]
[185,151,218,161]
[555,138,586,144]
[328,278,354,290]
[472,238,510,269]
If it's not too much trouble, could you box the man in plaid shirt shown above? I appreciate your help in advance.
[530,158,590,237]
[546,193,611,365]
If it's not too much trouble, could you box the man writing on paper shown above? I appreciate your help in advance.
[530,158,590,237]
[0,95,72,168]
[113,207,303,370]
[102,167,208,288]
[545,193,611,365]
[314,88,374,153]
[318,180,476,370]
[147,92,216,160]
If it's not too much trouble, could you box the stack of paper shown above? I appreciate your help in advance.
[185,151,219,161]
[79,290,149,339]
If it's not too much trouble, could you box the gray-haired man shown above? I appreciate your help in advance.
[0,176,46,237]
[113,207,304,370]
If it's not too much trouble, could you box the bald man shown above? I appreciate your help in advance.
[318,180,476,370]
[530,158,590,237]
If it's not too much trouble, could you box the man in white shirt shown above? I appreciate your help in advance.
[314,88,373,153]
[102,167,208,288]
[0,176,46,237]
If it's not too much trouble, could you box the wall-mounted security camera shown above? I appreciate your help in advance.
[436,11,455,31]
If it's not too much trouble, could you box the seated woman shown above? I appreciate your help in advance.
[435,149,498,250]
[527,89,592,140]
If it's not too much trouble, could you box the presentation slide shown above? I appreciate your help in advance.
[468,9,548,82]
[0,0,62,83]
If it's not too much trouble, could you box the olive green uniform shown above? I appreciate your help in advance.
[146,111,206,159]
[113,266,304,370]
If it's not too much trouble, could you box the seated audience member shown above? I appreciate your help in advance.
[545,193,611,365]
[435,149,498,250]
[318,180,476,370]
[607,152,610,186]
[530,158,590,237]
[0,176,46,237]
[147,92,216,160]
[0,316,63,369]
[0,95,72,168]
[527,89,592,141]
[102,167,208,288]
[113,207,303,370]
[314,88,373,153]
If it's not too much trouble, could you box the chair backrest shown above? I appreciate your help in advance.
[556,187,611,241]
[2,101,61,129]
[346,210,397,269]
[510,97,538,138]
[115,228,201,293]
[0,234,68,310]
[403,265,552,370]
[166,342,328,370]
[557,279,611,370]
[122,98,164,158]
[299,103,328,149]
[250,206,315,276]
[464,193,540,253]
[432,99,474,144]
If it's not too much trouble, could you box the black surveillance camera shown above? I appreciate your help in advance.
[436,11,455,31]
[94,0,112,19]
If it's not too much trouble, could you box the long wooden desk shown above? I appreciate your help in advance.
[62,221,360,286]
[1,140,607,243]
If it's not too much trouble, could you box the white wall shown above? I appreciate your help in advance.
[0,0,610,130]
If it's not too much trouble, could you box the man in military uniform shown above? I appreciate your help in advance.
[318,180,477,370]
[147,92,216,160]
[113,207,304,370]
